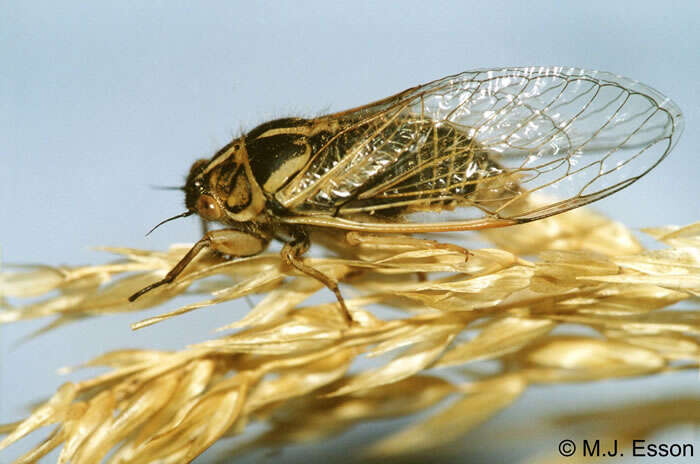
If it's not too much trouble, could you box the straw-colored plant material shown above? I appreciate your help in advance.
[1,207,698,463]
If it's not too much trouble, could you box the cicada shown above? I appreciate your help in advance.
[130,67,683,323]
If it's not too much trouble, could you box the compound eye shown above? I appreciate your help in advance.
[196,194,222,221]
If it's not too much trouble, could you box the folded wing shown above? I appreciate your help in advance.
[276,67,683,230]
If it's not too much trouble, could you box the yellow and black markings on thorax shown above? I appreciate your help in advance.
[129,68,683,325]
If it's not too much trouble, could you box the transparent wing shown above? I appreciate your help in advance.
[277,67,683,230]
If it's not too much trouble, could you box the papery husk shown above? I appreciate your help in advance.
[1,210,698,463]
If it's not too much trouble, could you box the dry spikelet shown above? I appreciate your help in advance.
[1,208,698,463]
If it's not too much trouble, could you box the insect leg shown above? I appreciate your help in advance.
[129,228,270,302]
[281,229,353,325]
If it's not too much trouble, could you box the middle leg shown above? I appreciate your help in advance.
[281,228,353,325]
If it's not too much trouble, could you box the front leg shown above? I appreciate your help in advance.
[129,228,271,302]
[200,217,210,235]
[281,228,353,325]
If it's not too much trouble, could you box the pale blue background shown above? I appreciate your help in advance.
[2,1,699,462]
